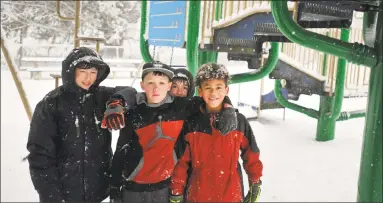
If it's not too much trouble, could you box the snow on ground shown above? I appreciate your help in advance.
[1,68,367,202]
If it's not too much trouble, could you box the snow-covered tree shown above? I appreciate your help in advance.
[1,1,141,45]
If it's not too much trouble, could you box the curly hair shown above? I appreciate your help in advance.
[195,62,230,87]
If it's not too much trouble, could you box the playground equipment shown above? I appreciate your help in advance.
[139,1,381,202]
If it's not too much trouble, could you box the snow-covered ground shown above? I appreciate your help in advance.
[1,68,367,202]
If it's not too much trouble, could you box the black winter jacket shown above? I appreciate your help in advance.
[26,48,137,203]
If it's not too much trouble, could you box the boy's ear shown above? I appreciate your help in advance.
[140,81,144,91]
[198,88,202,96]
[167,81,172,91]
[225,86,229,96]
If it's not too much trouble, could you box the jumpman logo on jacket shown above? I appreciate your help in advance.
[147,115,175,147]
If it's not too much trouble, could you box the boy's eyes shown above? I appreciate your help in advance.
[147,81,167,85]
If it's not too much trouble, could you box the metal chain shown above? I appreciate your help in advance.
[152,46,156,60]
[169,47,174,66]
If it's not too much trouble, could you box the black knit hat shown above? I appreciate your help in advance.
[141,61,174,79]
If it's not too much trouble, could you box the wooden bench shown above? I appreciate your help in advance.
[19,58,143,79]
[48,67,142,88]
[50,74,62,88]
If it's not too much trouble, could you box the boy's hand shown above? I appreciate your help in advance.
[169,195,184,203]
[243,180,262,203]
[101,99,126,131]
[217,107,237,135]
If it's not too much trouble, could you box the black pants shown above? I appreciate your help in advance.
[122,187,169,203]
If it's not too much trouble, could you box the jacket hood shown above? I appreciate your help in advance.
[173,68,195,97]
[61,47,110,93]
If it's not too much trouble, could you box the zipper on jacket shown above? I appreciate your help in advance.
[75,116,80,137]
[94,113,101,133]
[76,114,86,200]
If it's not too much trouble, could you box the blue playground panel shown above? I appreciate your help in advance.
[238,88,289,111]
[263,88,288,104]
[148,1,187,48]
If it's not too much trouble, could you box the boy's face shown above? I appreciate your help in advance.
[75,67,98,90]
[198,79,229,112]
[170,80,189,97]
[140,72,172,104]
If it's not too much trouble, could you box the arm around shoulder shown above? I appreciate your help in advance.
[110,86,137,108]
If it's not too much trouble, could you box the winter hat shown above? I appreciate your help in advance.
[173,70,190,85]
[195,62,230,87]
[64,47,109,71]
[173,68,195,97]
[141,61,174,80]
[61,47,110,90]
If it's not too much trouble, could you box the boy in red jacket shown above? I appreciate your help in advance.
[169,63,263,203]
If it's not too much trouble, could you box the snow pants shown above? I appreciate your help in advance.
[122,187,169,203]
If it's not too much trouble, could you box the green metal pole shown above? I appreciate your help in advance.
[215,0,223,21]
[274,80,319,119]
[357,7,382,202]
[316,96,336,140]
[271,0,377,68]
[140,0,153,63]
[186,1,201,77]
[316,29,350,141]
[230,42,280,84]
[198,51,218,67]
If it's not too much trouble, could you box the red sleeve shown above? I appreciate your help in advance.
[170,142,192,195]
[240,117,263,184]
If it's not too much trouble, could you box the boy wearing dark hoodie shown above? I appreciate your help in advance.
[103,61,237,203]
[170,68,195,98]
[26,47,137,203]
[169,63,263,203]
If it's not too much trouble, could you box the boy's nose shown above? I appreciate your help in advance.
[84,74,91,82]
[177,88,183,94]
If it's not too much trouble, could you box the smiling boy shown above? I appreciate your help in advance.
[26,47,137,203]
[169,63,263,203]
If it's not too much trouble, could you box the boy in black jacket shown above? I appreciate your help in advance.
[103,61,237,203]
[26,47,137,203]
[170,68,195,98]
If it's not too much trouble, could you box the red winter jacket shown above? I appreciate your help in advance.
[170,110,263,202]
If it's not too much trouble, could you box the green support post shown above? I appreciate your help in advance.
[198,51,218,67]
[357,7,382,203]
[186,1,201,77]
[140,0,153,63]
[316,29,350,141]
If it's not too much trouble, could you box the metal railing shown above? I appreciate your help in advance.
[280,26,370,96]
